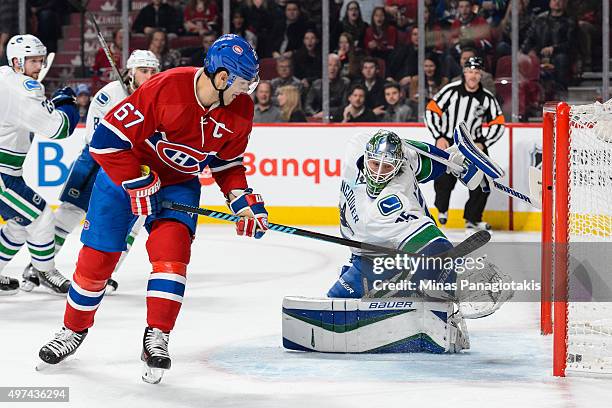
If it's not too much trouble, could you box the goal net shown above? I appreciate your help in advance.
[541,100,612,377]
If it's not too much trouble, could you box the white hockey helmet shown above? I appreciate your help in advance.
[126,50,160,71]
[6,34,47,70]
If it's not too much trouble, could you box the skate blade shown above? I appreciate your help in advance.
[35,361,55,372]
[141,364,165,384]
[104,286,116,296]
[0,288,19,296]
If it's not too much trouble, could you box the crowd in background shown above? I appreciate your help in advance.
[0,0,606,122]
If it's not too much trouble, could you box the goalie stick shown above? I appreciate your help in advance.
[402,136,541,209]
[66,0,129,94]
[163,201,490,259]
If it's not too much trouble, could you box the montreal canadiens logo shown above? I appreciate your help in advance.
[155,140,208,174]
[232,45,243,55]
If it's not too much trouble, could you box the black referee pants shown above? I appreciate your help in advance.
[433,173,490,223]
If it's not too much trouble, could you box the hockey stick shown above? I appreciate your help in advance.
[163,201,490,259]
[66,0,129,94]
[402,140,541,209]
[38,52,55,82]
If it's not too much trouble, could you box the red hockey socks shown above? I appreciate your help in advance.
[64,246,121,332]
[145,221,191,332]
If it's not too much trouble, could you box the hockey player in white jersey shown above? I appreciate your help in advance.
[327,129,512,318]
[0,34,79,295]
[50,50,160,294]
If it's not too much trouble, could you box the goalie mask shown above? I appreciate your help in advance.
[364,130,404,197]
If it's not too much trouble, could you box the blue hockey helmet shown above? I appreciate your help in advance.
[204,34,259,94]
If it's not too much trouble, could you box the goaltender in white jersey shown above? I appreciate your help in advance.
[51,50,160,294]
[0,34,80,295]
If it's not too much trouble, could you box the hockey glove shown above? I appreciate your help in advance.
[122,166,162,216]
[51,86,77,107]
[228,189,269,239]
[51,86,79,135]
[445,145,484,190]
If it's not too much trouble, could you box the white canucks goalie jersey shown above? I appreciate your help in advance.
[0,66,72,176]
[84,80,128,145]
[339,133,447,256]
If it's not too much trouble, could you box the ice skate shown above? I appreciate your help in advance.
[0,274,20,295]
[141,327,171,384]
[38,327,88,367]
[38,268,71,294]
[105,278,118,295]
[21,263,40,292]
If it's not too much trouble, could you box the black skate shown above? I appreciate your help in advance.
[38,268,71,294]
[105,278,119,295]
[141,327,171,384]
[21,264,40,292]
[39,327,88,365]
[0,274,20,295]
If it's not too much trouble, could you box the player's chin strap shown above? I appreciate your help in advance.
[206,68,229,107]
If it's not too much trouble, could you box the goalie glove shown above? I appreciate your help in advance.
[227,189,269,239]
[445,144,484,190]
[122,166,161,216]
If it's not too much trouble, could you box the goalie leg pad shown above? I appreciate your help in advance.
[282,296,469,353]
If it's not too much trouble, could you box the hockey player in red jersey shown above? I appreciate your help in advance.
[38,34,268,384]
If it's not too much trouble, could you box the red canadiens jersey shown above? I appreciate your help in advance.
[89,67,254,195]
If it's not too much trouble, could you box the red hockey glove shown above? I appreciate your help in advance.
[228,189,269,239]
[122,166,161,216]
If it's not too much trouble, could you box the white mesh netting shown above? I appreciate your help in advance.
[565,101,612,374]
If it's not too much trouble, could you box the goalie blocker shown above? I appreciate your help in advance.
[282,296,469,353]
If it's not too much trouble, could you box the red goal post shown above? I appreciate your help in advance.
[541,100,612,377]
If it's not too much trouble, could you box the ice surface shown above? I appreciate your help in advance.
[1,227,611,407]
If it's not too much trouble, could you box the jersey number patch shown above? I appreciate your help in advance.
[114,102,144,128]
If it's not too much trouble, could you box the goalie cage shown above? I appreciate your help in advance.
[541,100,612,377]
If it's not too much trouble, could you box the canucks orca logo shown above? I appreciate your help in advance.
[23,79,41,91]
[377,194,403,216]
[95,92,110,106]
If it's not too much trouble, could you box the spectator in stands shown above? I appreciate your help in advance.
[75,83,91,123]
[133,0,180,36]
[183,0,219,36]
[231,9,257,49]
[293,29,322,90]
[496,0,533,58]
[190,31,217,66]
[380,82,414,122]
[270,1,312,59]
[424,5,447,53]
[478,0,508,26]
[386,25,418,89]
[450,0,492,55]
[254,81,282,123]
[242,0,275,58]
[333,1,369,50]
[29,0,62,53]
[570,0,600,72]
[364,6,397,60]
[93,29,124,81]
[409,52,449,103]
[278,85,307,122]
[353,57,386,114]
[148,29,182,71]
[339,1,385,35]
[0,0,19,66]
[384,0,418,28]
[520,0,576,94]
[305,53,351,121]
[270,56,303,102]
[335,32,364,81]
[451,47,495,95]
[342,84,378,122]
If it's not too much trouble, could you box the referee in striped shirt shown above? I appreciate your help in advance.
[424,56,505,232]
